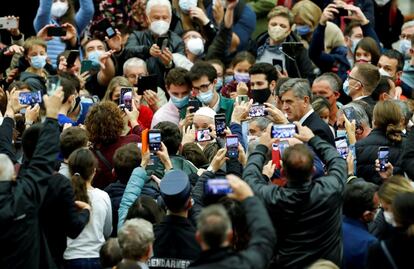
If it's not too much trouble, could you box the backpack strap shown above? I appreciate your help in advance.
[380,240,399,269]
[95,149,113,171]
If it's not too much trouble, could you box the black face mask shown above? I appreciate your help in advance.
[251,88,271,104]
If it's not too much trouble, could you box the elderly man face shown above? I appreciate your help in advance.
[147,4,171,25]
[281,90,310,122]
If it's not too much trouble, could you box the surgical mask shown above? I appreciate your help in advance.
[251,88,271,104]
[150,20,170,36]
[186,37,204,56]
[268,25,289,42]
[322,118,329,124]
[224,75,234,84]
[351,38,361,54]
[30,55,47,69]
[296,25,311,36]
[374,0,391,6]
[215,77,223,91]
[336,129,347,138]
[234,72,250,83]
[399,39,412,56]
[197,88,214,104]
[383,211,397,227]
[379,68,392,78]
[51,1,69,18]
[88,50,103,64]
[343,79,351,96]
[179,0,197,13]
[170,95,189,109]
[247,135,258,143]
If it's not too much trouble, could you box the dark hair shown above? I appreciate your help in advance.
[355,37,381,65]
[188,61,217,82]
[113,143,142,184]
[82,38,107,55]
[60,127,89,159]
[354,63,381,95]
[248,63,278,85]
[100,238,122,268]
[153,121,182,155]
[344,20,362,37]
[312,96,330,114]
[22,123,43,160]
[60,71,81,92]
[165,67,190,88]
[68,148,98,204]
[230,51,256,69]
[275,77,290,97]
[392,192,414,236]
[343,182,378,219]
[60,75,77,104]
[381,49,405,72]
[182,143,209,168]
[371,76,393,101]
[282,144,314,181]
[0,87,6,116]
[125,195,165,224]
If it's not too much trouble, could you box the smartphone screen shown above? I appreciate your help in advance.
[196,129,212,142]
[189,99,200,113]
[19,91,42,105]
[378,147,389,172]
[149,130,162,153]
[120,88,133,111]
[249,104,266,117]
[205,179,233,196]
[335,136,349,159]
[272,59,284,73]
[80,60,93,74]
[97,18,116,38]
[156,36,169,50]
[226,135,239,158]
[47,27,66,37]
[137,75,158,95]
[271,124,297,139]
[215,114,226,137]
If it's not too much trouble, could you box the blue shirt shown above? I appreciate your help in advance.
[57,98,95,126]
[342,216,377,269]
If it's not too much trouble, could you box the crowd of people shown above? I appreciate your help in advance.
[1,0,414,268]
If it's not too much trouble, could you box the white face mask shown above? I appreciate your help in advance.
[374,0,391,6]
[51,1,69,18]
[149,20,170,36]
[186,37,204,56]
[268,25,289,43]
[179,0,197,13]
[379,68,392,78]
[351,38,362,53]
[384,210,397,227]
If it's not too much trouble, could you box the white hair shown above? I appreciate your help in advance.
[118,218,154,260]
[145,0,172,17]
[0,154,14,181]
[402,20,414,31]
[123,57,147,75]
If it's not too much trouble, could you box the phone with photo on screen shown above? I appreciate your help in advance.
[149,129,162,153]
[205,178,233,196]
[378,146,389,172]
[119,88,133,111]
[226,135,239,158]
[335,136,349,159]
[215,113,226,137]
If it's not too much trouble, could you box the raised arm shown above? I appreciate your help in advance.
[74,0,94,34]
[34,0,52,32]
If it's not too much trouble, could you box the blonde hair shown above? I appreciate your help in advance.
[103,76,132,102]
[308,259,339,269]
[378,176,414,205]
[267,6,294,27]
[23,37,47,56]
[291,0,322,31]
[373,101,404,142]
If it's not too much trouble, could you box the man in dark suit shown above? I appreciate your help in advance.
[279,78,335,145]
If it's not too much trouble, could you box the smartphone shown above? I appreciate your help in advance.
[281,42,304,56]
[271,124,297,139]
[137,74,158,95]
[196,129,212,142]
[226,135,239,158]
[237,95,249,103]
[0,17,18,29]
[378,146,390,172]
[46,75,61,96]
[272,143,282,169]
[149,130,162,153]
[18,91,42,105]
[96,18,116,38]
[205,179,232,196]
[120,88,133,111]
[47,26,67,37]
[336,7,348,17]
[188,99,200,113]
[278,140,289,157]
[80,60,93,73]
[335,136,349,159]
[156,36,169,50]
[215,113,226,137]
[272,59,284,73]
[66,50,79,68]
[249,104,267,117]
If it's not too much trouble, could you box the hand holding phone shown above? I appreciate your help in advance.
[156,36,169,51]
[19,91,42,106]
[226,135,239,158]
[188,99,200,114]
[249,104,267,117]
[137,74,158,95]
[47,26,67,37]
[205,179,233,196]
[149,130,162,153]
[66,50,79,68]
[120,88,133,111]
[271,124,297,138]
[96,18,117,38]
[335,136,349,159]
[196,129,212,142]
[215,114,226,137]
[378,146,389,172]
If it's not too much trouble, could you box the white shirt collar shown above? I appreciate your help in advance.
[211,93,220,112]
[354,95,368,101]
[299,108,314,125]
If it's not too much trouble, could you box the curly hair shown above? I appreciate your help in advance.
[85,101,124,145]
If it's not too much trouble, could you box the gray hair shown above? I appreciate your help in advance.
[313,73,342,93]
[402,20,414,31]
[197,204,231,249]
[249,117,272,131]
[123,57,147,75]
[279,78,312,100]
[393,100,412,126]
[145,0,172,17]
[0,154,14,181]
[340,102,370,127]
[118,218,154,260]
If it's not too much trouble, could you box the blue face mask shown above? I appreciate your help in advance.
[170,94,189,109]
[88,50,103,64]
[224,75,233,85]
[30,55,47,69]
[343,79,351,96]
[296,25,311,36]
[215,78,223,91]
[197,88,214,105]
[337,129,347,138]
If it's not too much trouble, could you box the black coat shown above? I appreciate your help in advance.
[401,130,414,179]
[355,129,404,185]
[188,197,276,269]
[0,118,60,269]
[243,136,347,268]
[104,181,126,237]
[303,111,335,146]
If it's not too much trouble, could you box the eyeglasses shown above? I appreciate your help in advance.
[126,73,147,80]
[192,82,211,92]
[348,75,364,88]
[400,34,413,40]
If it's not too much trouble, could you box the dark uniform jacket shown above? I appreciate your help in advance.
[0,118,60,269]
[243,136,347,268]
[188,196,276,269]
[149,215,201,269]
[302,111,335,146]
